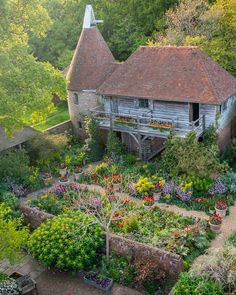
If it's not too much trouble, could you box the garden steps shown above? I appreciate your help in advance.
[191,201,236,270]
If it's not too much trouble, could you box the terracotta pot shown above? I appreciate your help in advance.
[209,221,222,233]
[143,203,154,210]
[215,207,227,218]
[59,167,67,177]
[113,183,121,192]
[59,178,70,184]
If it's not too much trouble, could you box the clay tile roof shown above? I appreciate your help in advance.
[66,27,117,91]
[97,46,236,104]
[0,126,40,152]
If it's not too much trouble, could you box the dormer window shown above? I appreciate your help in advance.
[73,93,79,105]
[139,99,149,108]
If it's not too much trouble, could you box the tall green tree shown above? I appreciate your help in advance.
[152,0,236,76]
[0,0,67,136]
[29,0,179,67]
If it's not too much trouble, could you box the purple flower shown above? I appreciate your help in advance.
[162,182,175,195]
[209,179,228,195]
[11,183,27,197]
[50,184,67,196]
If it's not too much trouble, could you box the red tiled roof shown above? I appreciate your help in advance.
[97,46,236,104]
[67,27,117,91]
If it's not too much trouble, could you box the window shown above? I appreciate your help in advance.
[78,121,82,129]
[139,99,149,108]
[73,93,79,105]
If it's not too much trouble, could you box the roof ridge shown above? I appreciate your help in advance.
[197,50,221,104]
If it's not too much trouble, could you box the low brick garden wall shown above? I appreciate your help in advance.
[44,120,72,135]
[110,234,183,280]
[20,205,183,280]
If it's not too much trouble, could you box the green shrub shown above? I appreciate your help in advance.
[0,149,30,183]
[25,133,69,165]
[221,172,236,194]
[95,162,110,176]
[161,131,224,178]
[221,138,236,169]
[122,154,136,165]
[106,129,124,159]
[84,116,103,162]
[28,194,65,215]
[28,211,104,270]
[95,254,135,286]
[173,272,226,295]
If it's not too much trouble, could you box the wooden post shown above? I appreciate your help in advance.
[137,115,143,160]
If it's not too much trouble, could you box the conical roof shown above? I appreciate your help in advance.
[66,6,117,91]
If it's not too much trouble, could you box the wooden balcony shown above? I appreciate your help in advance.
[91,106,205,139]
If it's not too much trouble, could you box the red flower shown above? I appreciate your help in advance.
[215,199,227,210]
[209,213,222,225]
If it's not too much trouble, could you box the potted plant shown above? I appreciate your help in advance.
[215,199,227,217]
[74,166,83,181]
[83,272,113,292]
[59,163,67,177]
[42,172,52,186]
[209,213,222,233]
[209,204,215,215]
[143,195,155,208]
[59,175,70,184]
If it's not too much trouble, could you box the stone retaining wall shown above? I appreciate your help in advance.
[19,205,54,230]
[110,234,183,280]
[19,205,183,280]
[43,120,72,135]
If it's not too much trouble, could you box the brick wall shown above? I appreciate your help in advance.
[218,116,236,151]
[109,234,183,280]
[44,120,73,135]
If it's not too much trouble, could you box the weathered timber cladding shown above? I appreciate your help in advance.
[110,234,183,280]
[153,101,189,128]
[199,104,216,128]
[218,95,236,129]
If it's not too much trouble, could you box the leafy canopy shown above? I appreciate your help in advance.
[0,0,67,136]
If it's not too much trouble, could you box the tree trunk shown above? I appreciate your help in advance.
[106,231,110,259]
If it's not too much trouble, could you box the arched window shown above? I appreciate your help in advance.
[73,93,79,105]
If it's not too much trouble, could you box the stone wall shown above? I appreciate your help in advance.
[109,234,183,280]
[68,90,100,136]
[19,205,54,231]
[44,120,73,135]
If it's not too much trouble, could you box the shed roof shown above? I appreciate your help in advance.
[97,46,236,104]
[0,126,40,152]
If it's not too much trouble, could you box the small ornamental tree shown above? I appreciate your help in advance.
[0,204,29,263]
[77,191,129,259]
[28,211,103,270]
[106,128,124,161]
[84,116,103,162]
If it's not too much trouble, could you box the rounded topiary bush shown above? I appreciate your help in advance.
[28,211,104,270]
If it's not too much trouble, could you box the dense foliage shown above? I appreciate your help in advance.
[0,204,29,263]
[0,0,67,135]
[28,211,104,270]
[172,272,226,295]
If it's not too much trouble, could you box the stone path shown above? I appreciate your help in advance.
[0,255,143,295]
[191,201,236,269]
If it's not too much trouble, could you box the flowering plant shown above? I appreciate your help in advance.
[135,177,155,196]
[215,199,227,210]
[209,179,227,195]
[11,183,27,197]
[74,166,82,173]
[42,172,52,179]
[143,196,154,206]
[209,213,222,225]
[59,163,67,169]
[176,181,192,202]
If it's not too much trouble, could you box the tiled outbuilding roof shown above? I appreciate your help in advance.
[0,126,40,152]
[66,27,117,91]
[97,46,236,104]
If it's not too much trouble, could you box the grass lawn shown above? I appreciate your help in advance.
[32,102,70,131]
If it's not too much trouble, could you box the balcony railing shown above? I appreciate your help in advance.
[90,106,205,138]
